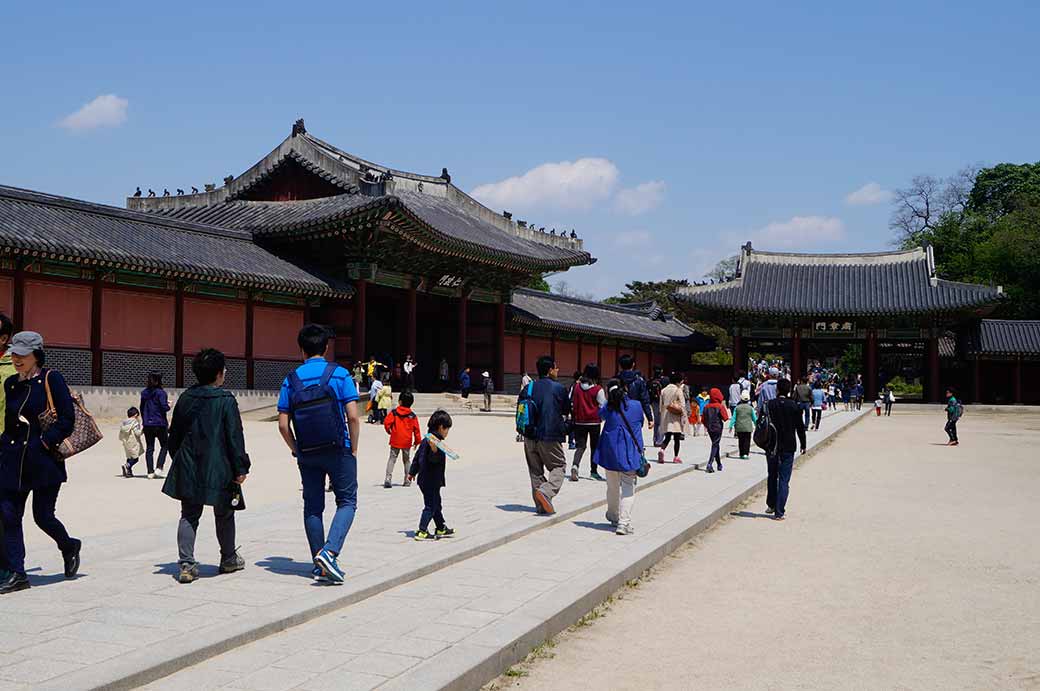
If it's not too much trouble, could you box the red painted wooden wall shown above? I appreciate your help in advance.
[253,306,304,360]
[24,280,91,347]
[183,298,246,357]
[101,289,175,353]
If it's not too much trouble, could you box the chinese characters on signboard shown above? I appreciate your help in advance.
[436,275,466,288]
[813,320,855,335]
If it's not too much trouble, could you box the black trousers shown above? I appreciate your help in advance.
[945,419,958,442]
[811,408,822,429]
[885,402,893,416]
[660,432,682,457]
[0,485,74,575]
[143,426,168,473]
[707,433,721,467]
[737,431,751,457]
[573,425,601,472]
[419,485,446,533]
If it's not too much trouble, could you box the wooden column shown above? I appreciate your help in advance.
[519,329,527,376]
[865,329,878,401]
[927,336,940,403]
[791,327,802,380]
[972,358,982,404]
[90,275,103,385]
[12,262,25,328]
[405,286,417,360]
[456,292,467,375]
[353,279,367,360]
[174,285,185,388]
[1013,357,1023,404]
[494,302,505,391]
[245,294,255,389]
[732,333,744,380]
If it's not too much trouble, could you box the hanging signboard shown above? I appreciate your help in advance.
[812,320,855,336]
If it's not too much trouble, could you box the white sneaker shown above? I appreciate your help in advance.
[147,473,156,479]
[615,525,634,535]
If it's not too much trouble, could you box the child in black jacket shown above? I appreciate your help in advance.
[408,410,456,541]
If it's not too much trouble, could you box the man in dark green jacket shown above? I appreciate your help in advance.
[162,349,250,584]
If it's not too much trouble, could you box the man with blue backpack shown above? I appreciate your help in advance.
[277,324,361,584]
[517,355,570,515]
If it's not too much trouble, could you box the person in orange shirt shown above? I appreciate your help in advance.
[383,390,422,488]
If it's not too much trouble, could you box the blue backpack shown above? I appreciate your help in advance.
[516,381,540,439]
[288,363,345,458]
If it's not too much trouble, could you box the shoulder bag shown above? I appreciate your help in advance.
[39,370,104,459]
[618,406,651,478]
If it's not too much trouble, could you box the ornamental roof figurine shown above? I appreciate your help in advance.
[133,186,142,197]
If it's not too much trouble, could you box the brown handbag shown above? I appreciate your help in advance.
[38,370,104,459]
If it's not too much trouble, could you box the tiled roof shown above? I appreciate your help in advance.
[971,319,1040,355]
[679,245,1003,317]
[509,288,701,344]
[0,185,350,297]
[153,192,592,271]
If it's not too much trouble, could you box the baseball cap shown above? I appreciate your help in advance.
[9,331,43,356]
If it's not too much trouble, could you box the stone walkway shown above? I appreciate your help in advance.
[0,409,860,690]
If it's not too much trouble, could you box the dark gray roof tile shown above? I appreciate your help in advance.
[972,320,1040,355]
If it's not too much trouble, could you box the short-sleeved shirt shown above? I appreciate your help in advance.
[277,358,359,449]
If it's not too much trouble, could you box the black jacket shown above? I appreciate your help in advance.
[765,395,807,455]
[161,385,250,507]
[618,369,652,422]
[0,369,75,491]
[408,436,446,489]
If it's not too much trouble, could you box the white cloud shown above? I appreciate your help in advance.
[751,215,845,250]
[613,180,666,215]
[845,182,890,206]
[58,94,129,132]
[471,157,619,210]
[613,229,652,247]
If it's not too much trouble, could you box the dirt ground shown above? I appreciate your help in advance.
[501,409,1040,690]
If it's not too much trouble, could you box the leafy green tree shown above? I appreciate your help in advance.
[524,274,551,292]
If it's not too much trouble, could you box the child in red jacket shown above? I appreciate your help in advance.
[384,390,421,488]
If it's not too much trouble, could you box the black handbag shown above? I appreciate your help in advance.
[228,481,246,511]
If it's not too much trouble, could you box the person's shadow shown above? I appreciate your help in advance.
[730,510,773,519]
[573,520,616,532]
[495,504,537,514]
[254,556,315,579]
[153,561,220,580]
[24,567,79,587]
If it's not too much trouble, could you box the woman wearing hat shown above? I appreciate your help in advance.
[0,331,81,594]
[481,371,493,412]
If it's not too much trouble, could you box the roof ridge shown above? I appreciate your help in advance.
[512,287,657,316]
[1,184,256,242]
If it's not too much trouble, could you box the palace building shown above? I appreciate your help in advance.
[678,242,1019,403]
[0,120,702,391]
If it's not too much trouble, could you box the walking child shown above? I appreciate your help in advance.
[702,387,730,472]
[376,375,393,423]
[119,407,145,478]
[874,396,883,416]
[384,390,421,488]
[729,389,756,459]
[944,388,962,445]
[409,410,456,540]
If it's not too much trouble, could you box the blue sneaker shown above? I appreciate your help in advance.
[311,566,329,584]
[314,548,345,584]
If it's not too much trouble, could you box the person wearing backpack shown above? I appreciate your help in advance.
[277,325,361,585]
[763,378,807,520]
[570,364,607,482]
[702,387,730,472]
[648,367,665,447]
[518,355,570,515]
[944,388,962,446]
[617,354,653,432]
[383,390,421,488]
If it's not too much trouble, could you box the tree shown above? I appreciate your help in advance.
[705,255,739,282]
[551,280,597,302]
[890,166,978,247]
[524,274,551,292]
[605,279,731,361]
[967,162,1040,218]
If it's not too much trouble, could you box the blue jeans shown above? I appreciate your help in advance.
[797,402,810,429]
[299,450,358,557]
[419,484,445,533]
[766,452,795,517]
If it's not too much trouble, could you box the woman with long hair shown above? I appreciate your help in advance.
[140,371,171,479]
[593,379,644,535]
[656,374,688,463]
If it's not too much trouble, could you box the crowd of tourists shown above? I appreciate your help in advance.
[0,312,970,594]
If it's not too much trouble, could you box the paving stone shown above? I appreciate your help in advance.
[411,622,478,643]
[224,665,314,691]
[140,667,240,691]
[316,670,386,691]
[270,648,356,672]
[340,651,422,677]
[0,658,84,684]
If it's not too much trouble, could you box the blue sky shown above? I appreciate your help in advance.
[3,1,1039,298]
